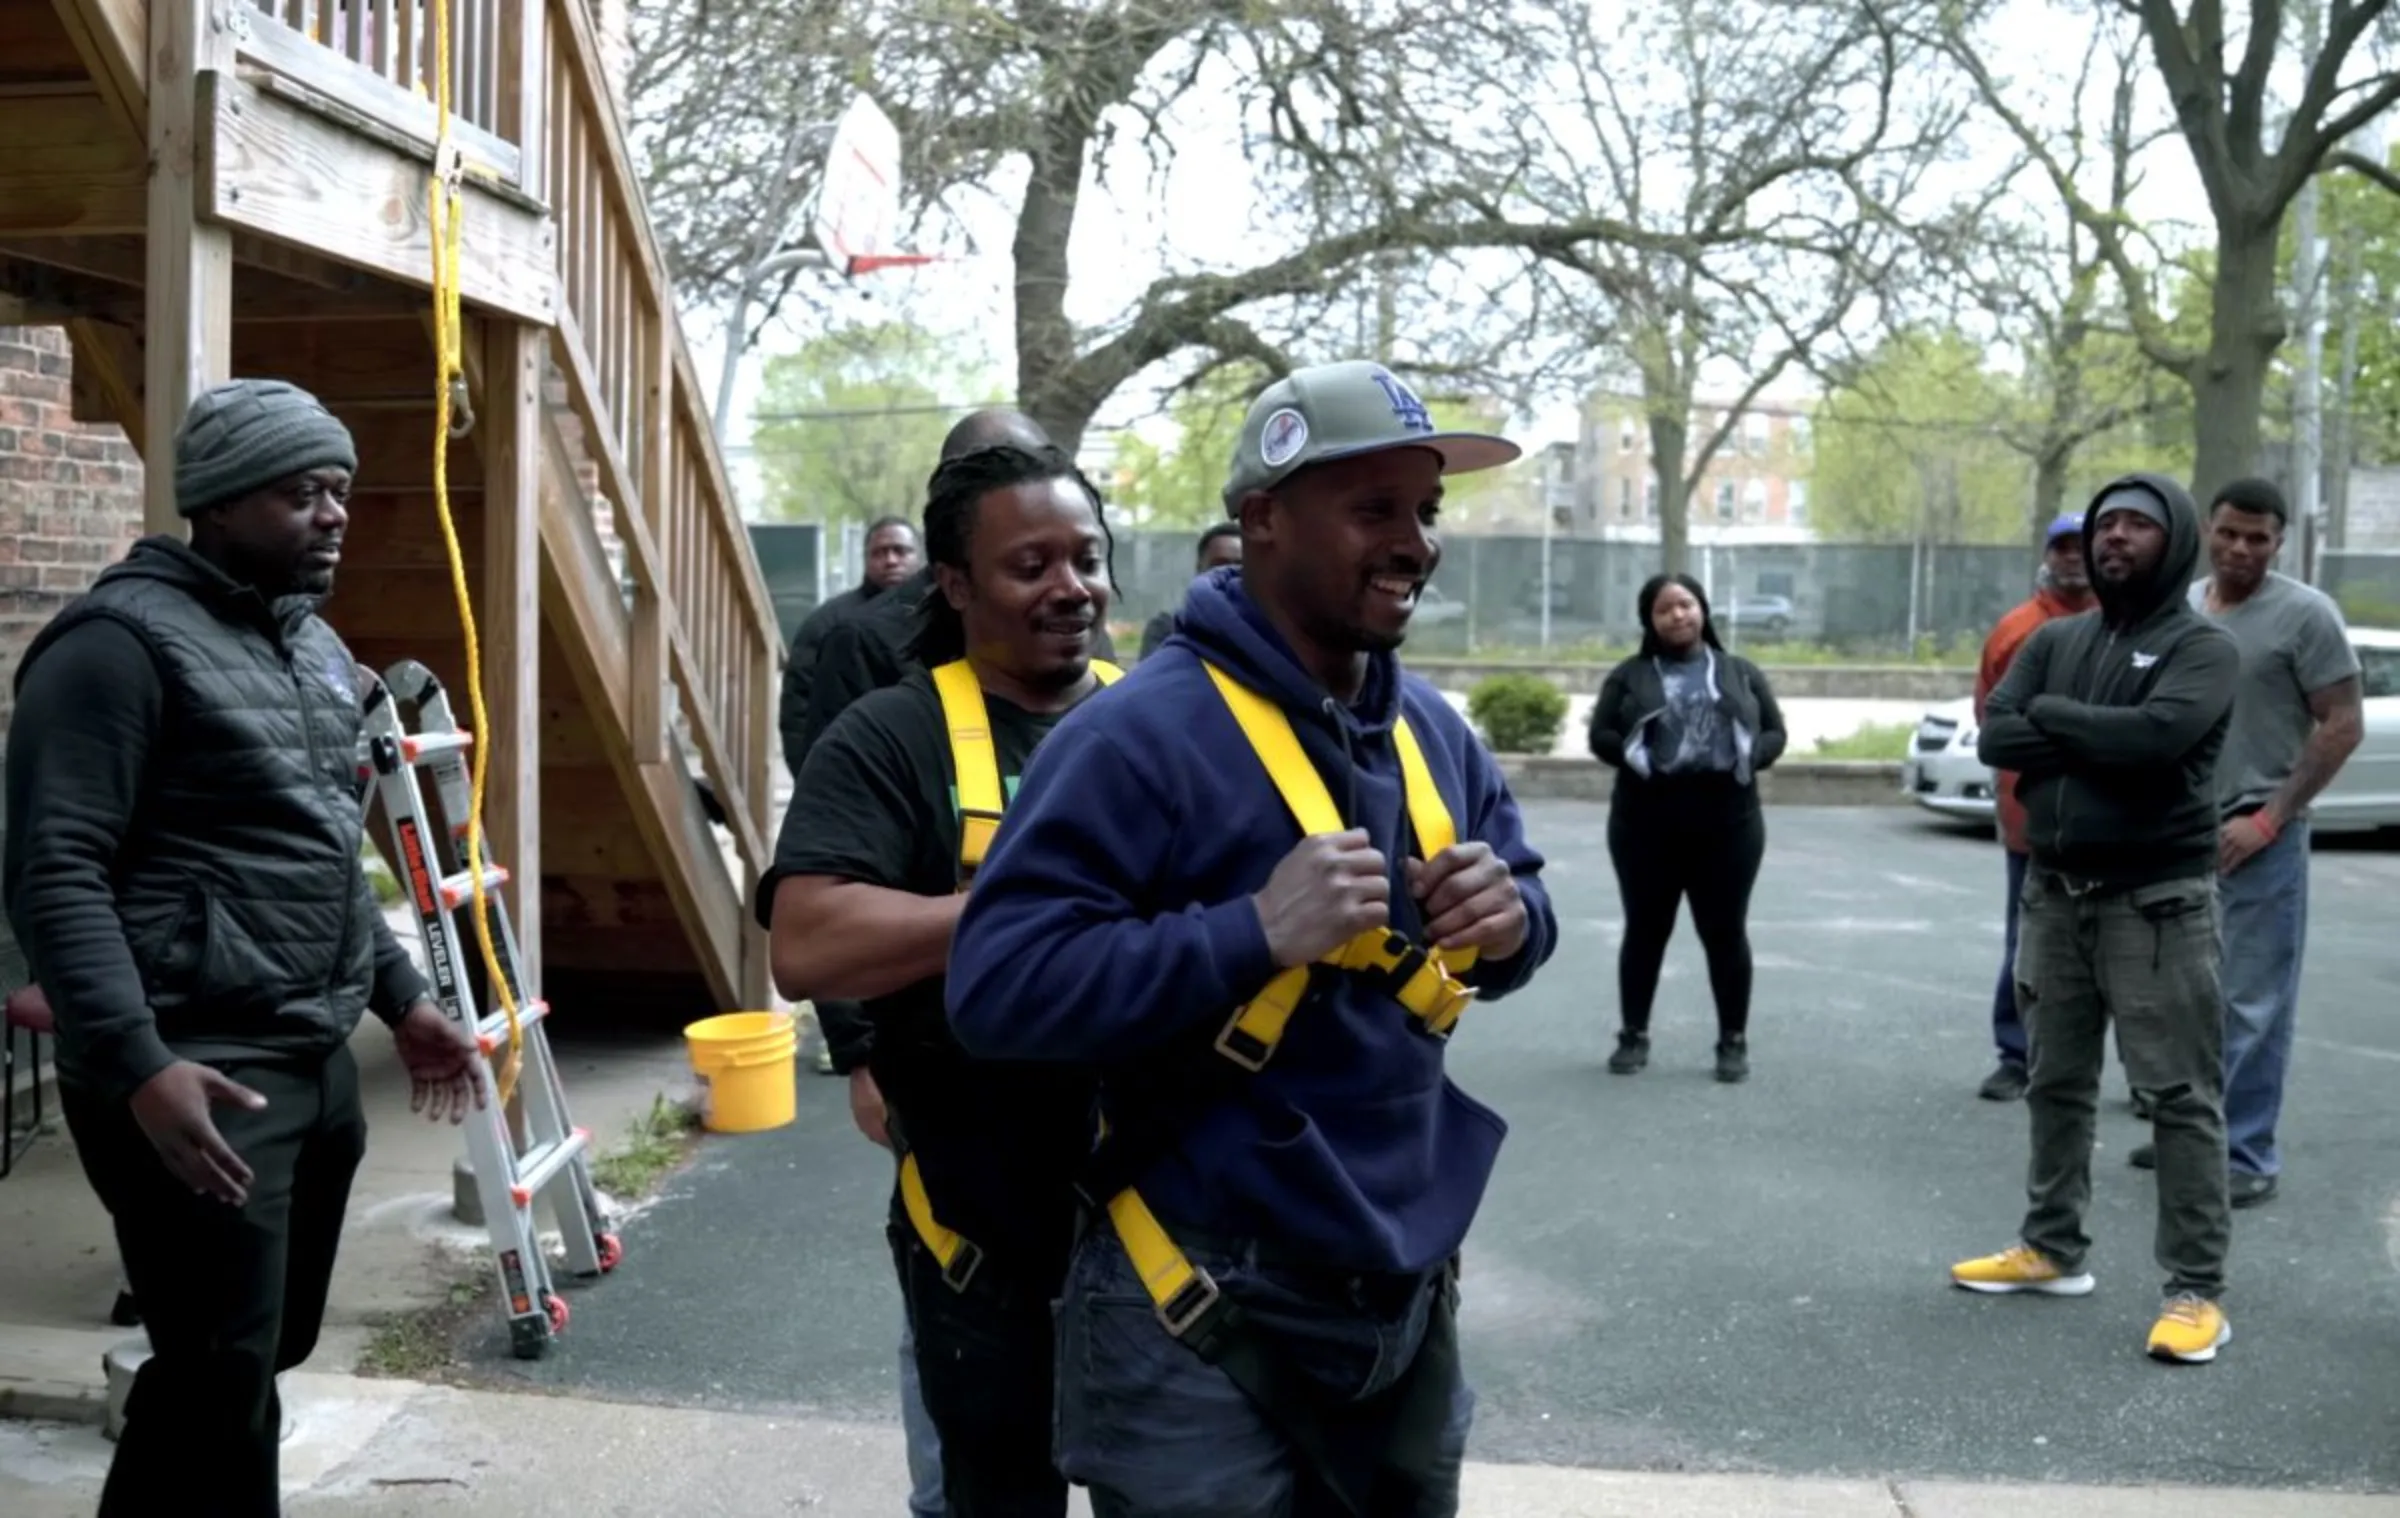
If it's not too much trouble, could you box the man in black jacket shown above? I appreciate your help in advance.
[1138,521,1243,660]
[4,378,481,1515]
[1949,472,2239,1367]
[777,514,922,785]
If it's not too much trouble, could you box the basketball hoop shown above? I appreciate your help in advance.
[846,253,941,277]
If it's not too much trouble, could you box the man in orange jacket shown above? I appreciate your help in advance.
[1973,513,2094,1101]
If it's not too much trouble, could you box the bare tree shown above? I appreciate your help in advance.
[628,0,1707,453]
[1940,0,2400,505]
[1922,24,2188,535]
[1448,0,1946,574]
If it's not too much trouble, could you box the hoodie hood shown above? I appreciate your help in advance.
[16,536,312,695]
[1173,565,1405,738]
[2082,471,2202,629]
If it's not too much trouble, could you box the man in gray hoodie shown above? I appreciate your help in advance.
[1948,473,2240,1367]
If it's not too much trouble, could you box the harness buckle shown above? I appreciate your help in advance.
[1212,1008,1274,1072]
[1155,1266,1224,1341]
[940,1238,985,1294]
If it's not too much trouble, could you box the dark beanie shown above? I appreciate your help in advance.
[173,379,359,517]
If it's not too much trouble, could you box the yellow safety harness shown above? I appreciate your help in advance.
[1107,663,1478,1339]
[896,656,1123,1288]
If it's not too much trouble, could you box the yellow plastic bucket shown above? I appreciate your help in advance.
[683,1011,798,1133]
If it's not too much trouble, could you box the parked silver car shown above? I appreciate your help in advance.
[1902,627,2400,834]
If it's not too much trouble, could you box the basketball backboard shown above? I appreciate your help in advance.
[812,94,906,277]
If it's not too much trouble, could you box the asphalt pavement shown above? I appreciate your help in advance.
[466,804,2400,1495]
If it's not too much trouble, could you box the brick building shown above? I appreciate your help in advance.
[0,327,143,732]
[1572,391,1815,542]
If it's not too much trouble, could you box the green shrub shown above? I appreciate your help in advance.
[1467,673,1569,754]
[1812,721,1914,761]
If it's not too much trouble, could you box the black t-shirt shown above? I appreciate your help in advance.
[763,668,1097,1276]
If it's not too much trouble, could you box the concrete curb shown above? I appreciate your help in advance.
[1499,757,1908,806]
[1414,659,1973,702]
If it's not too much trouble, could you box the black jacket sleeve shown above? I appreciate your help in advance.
[813,997,876,1073]
[2,618,177,1100]
[2027,626,2239,769]
[357,870,432,1026]
[1977,621,2075,773]
[1587,664,1632,766]
[1746,660,1787,770]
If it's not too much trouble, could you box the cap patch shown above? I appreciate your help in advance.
[1260,407,1310,469]
[1370,371,1435,435]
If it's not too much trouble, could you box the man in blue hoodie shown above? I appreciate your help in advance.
[948,360,1557,1517]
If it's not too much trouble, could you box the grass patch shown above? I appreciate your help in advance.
[1811,722,1915,761]
[591,1093,706,1201]
[356,1270,490,1382]
[361,842,403,906]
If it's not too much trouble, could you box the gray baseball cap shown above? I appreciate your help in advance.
[1221,360,1522,511]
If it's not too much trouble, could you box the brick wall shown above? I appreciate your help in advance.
[0,326,144,732]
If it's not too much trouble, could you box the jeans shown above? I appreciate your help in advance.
[2015,867,2230,1298]
[900,1311,946,1516]
[890,1218,1067,1518]
[2219,818,2309,1178]
[61,1048,368,1518]
[1055,1226,1473,1518]
[1991,849,2030,1067]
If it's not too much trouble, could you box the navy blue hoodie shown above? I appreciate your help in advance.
[945,568,1556,1276]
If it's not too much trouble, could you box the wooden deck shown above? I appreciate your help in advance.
[0,0,776,1018]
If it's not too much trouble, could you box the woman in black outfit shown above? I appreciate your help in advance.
[1588,574,1785,1083]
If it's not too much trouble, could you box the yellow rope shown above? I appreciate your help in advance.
[428,0,522,1107]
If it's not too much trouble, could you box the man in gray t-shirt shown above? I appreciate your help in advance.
[2127,478,2364,1206]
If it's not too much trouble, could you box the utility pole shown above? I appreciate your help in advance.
[2292,0,2326,581]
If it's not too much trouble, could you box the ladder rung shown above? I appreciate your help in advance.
[475,998,550,1054]
[398,730,473,765]
[437,864,510,909]
[508,1126,592,1210]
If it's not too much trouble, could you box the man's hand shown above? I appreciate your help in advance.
[1252,829,1391,967]
[392,1000,484,1124]
[1408,842,1528,959]
[2218,814,2275,876]
[848,1067,891,1150]
[128,1061,266,1205]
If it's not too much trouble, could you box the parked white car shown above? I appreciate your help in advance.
[1902,627,2400,834]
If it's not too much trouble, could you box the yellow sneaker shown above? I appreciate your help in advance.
[1950,1242,2096,1296]
[2147,1293,2230,1363]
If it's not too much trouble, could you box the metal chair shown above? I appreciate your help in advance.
[3,981,53,1178]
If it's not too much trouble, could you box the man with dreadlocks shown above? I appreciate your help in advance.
[949,361,1556,1517]
[762,440,1121,1517]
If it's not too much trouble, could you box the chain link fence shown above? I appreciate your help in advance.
[755,520,2400,661]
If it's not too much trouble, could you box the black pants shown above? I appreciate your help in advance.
[1608,800,1766,1039]
[889,1212,1067,1518]
[62,1046,368,1518]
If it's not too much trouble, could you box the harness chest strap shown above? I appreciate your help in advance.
[897,657,1123,1280]
[1105,664,1486,1348]
[933,657,1122,883]
[1202,662,1476,1072]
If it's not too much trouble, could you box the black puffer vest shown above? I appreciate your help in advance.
[17,536,377,1058]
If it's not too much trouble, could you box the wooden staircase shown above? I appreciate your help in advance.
[0,0,776,1019]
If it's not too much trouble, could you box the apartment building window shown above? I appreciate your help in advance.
[1788,480,1810,525]
[1715,480,1736,520]
[1618,476,1634,518]
[1745,412,1770,457]
[1618,417,1637,454]
[1644,478,1659,517]
[1744,478,1768,520]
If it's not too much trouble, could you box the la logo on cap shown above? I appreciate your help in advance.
[1260,408,1309,468]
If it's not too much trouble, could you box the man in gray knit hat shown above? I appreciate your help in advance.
[4,377,481,1515]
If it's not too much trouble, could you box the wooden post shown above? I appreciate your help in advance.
[630,308,670,763]
[494,0,547,183]
[482,318,545,988]
[144,0,234,533]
